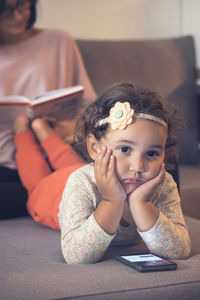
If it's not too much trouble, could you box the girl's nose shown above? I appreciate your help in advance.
[129,156,144,173]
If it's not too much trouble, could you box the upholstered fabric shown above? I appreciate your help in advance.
[0,216,199,299]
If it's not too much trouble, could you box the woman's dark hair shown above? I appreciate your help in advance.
[73,82,184,170]
[0,0,38,28]
[27,0,38,28]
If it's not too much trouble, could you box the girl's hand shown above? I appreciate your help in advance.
[94,146,126,204]
[94,146,127,235]
[128,164,165,232]
[128,163,166,206]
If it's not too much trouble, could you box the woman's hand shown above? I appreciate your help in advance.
[94,146,126,204]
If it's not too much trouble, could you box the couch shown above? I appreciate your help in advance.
[0,36,200,299]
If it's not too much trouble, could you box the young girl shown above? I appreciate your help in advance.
[13,82,191,264]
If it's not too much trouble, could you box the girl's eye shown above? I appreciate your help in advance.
[119,146,130,153]
[147,151,159,158]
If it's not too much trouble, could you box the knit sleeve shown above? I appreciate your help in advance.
[58,168,115,264]
[138,173,191,259]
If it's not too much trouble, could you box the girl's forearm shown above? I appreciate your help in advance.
[138,212,191,259]
[130,202,159,232]
[94,200,125,235]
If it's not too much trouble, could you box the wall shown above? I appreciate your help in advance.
[181,0,200,68]
[36,0,200,67]
[36,0,181,40]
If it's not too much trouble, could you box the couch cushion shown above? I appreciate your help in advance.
[0,216,199,299]
[179,165,200,220]
[77,36,199,165]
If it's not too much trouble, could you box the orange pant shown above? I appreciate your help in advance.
[14,131,85,230]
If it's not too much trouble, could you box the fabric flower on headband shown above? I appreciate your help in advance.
[95,101,168,129]
[107,102,134,130]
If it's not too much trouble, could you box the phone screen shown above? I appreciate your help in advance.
[120,254,174,267]
[116,253,177,272]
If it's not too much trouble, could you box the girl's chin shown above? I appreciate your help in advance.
[124,183,139,195]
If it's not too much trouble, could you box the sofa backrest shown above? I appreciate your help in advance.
[77,36,199,165]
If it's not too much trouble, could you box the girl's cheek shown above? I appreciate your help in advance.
[113,157,124,179]
[152,162,163,177]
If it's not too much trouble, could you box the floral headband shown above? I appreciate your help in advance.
[95,102,167,130]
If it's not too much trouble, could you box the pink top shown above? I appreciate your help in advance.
[0,29,96,169]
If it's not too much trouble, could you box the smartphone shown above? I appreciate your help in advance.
[116,253,177,272]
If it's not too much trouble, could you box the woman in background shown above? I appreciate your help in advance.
[0,0,96,219]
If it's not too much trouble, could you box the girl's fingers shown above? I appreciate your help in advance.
[94,146,105,168]
[95,146,112,177]
[146,163,165,192]
[107,154,115,177]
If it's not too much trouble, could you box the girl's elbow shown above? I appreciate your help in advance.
[63,252,94,264]
[169,241,191,260]
[152,239,191,260]
[177,236,191,259]
[61,242,100,264]
[178,243,191,259]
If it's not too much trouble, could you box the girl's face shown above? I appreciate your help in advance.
[0,0,31,37]
[100,118,167,195]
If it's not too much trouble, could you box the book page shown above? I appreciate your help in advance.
[33,85,84,105]
[0,85,84,129]
[31,95,81,120]
[0,96,29,104]
[0,104,28,129]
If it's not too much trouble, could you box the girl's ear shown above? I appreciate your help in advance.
[86,134,100,160]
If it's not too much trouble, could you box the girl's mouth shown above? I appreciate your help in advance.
[122,177,144,184]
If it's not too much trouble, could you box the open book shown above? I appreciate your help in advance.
[0,85,84,129]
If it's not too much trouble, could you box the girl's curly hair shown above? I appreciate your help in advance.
[73,82,184,170]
